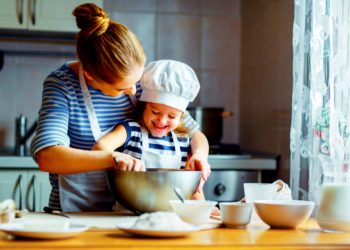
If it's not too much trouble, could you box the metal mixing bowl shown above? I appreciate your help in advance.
[109,169,201,214]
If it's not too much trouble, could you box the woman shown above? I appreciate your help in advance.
[30,3,209,212]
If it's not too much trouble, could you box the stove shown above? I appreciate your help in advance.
[203,144,278,202]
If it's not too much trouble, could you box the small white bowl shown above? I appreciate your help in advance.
[169,200,218,224]
[253,200,315,229]
[219,202,252,228]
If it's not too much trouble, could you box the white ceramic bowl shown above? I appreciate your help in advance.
[169,200,218,224]
[219,202,252,228]
[253,200,315,229]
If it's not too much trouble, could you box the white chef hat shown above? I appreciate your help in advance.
[140,60,200,112]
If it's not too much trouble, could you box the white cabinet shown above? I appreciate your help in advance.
[0,0,103,32]
[0,0,28,29]
[0,169,50,212]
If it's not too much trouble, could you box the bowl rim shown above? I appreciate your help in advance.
[145,168,201,172]
[219,201,252,207]
[169,200,218,205]
[114,169,202,173]
[253,199,315,206]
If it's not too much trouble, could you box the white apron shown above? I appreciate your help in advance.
[141,128,182,169]
[59,65,136,212]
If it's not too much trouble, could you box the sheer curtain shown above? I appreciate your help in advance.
[291,0,350,203]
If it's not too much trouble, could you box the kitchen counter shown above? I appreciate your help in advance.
[208,155,276,170]
[0,156,37,168]
[0,155,276,170]
[0,213,349,250]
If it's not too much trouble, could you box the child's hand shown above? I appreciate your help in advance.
[211,207,221,216]
[186,152,211,181]
[190,185,220,217]
[113,152,146,171]
[191,189,205,200]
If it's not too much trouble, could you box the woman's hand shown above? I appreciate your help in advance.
[113,152,146,171]
[186,152,211,181]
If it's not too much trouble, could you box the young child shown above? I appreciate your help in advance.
[93,60,208,199]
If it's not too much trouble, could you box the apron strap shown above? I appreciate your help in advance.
[129,95,138,107]
[170,131,181,155]
[79,65,102,141]
[141,127,149,152]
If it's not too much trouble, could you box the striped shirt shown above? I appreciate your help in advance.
[30,62,198,211]
[121,120,190,168]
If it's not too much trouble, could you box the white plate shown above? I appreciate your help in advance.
[0,223,89,239]
[117,221,199,238]
[117,226,199,238]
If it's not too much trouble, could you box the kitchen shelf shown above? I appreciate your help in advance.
[1,49,76,58]
[0,29,76,42]
[0,48,76,70]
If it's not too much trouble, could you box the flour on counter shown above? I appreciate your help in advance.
[131,212,195,231]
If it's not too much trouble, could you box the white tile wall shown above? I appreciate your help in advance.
[0,0,243,151]
[201,0,240,16]
[109,12,157,63]
[157,14,201,68]
[104,0,157,12]
[201,16,239,71]
[157,0,201,14]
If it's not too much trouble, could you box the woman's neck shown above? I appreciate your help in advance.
[68,61,100,89]
[67,61,80,75]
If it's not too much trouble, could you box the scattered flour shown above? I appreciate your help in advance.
[131,211,195,231]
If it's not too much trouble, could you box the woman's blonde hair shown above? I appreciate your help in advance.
[72,3,146,83]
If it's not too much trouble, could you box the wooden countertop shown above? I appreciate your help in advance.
[1,213,350,250]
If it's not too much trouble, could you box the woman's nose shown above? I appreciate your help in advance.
[125,85,137,96]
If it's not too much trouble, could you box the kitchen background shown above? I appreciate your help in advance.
[0,0,293,182]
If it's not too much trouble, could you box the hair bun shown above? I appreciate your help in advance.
[73,3,110,37]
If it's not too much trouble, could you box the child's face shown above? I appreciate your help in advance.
[143,102,183,137]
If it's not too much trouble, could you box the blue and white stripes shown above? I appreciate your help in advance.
[121,121,191,168]
[31,63,140,154]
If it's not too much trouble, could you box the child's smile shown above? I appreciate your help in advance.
[143,102,183,137]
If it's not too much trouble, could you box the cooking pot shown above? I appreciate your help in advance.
[187,107,233,145]
[108,169,201,214]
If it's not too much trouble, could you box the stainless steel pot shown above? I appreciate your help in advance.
[187,107,233,144]
[109,169,201,214]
